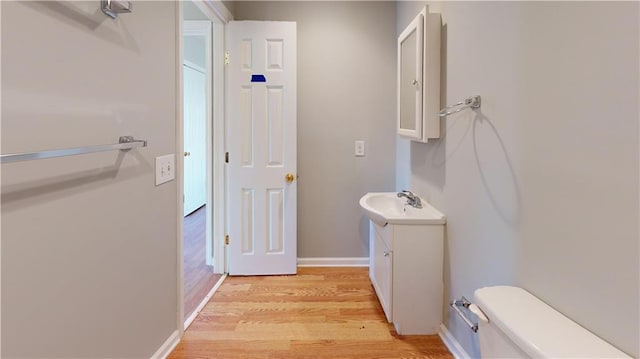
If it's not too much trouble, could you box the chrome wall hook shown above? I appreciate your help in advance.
[102,0,133,19]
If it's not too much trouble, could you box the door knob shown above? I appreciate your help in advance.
[184,152,191,157]
[285,173,295,183]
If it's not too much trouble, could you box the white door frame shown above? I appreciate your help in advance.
[176,0,231,337]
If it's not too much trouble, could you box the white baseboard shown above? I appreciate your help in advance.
[297,257,369,267]
[150,330,180,359]
[439,324,471,359]
[184,274,227,330]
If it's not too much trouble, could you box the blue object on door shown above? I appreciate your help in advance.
[251,74,266,82]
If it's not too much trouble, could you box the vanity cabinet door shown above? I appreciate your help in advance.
[370,223,393,322]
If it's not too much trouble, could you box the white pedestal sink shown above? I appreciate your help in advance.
[359,192,446,226]
[359,192,446,335]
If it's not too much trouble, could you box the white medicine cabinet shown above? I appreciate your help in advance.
[397,6,441,143]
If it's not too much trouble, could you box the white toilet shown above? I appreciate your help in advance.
[471,286,631,358]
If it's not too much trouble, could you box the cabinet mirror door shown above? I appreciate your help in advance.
[397,14,423,140]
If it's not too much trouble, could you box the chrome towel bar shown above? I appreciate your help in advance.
[0,136,147,164]
[450,296,479,333]
[439,95,481,117]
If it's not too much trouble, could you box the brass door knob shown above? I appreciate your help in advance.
[285,173,295,183]
[184,152,191,157]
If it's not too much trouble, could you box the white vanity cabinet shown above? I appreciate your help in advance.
[369,221,444,335]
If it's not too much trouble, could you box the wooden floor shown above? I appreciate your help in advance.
[184,205,222,320]
[170,267,453,358]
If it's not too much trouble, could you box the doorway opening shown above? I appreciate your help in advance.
[180,0,228,328]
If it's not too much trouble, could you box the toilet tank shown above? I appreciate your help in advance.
[473,286,630,358]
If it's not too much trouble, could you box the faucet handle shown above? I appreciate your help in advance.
[401,190,414,196]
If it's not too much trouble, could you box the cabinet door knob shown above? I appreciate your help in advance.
[383,251,390,257]
[184,152,191,157]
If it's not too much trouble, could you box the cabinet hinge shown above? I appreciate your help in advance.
[225,235,230,245]
[224,51,230,65]
[225,152,229,163]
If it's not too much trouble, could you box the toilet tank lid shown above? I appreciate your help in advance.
[473,286,631,359]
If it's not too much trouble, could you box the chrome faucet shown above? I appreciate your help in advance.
[397,190,422,208]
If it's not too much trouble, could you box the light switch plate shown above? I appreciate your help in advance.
[155,154,175,186]
[355,140,365,157]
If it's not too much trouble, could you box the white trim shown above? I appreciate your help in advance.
[438,324,471,359]
[194,0,233,24]
[150,330,180,359]
[297,257,369,267]
[0,3,3,357]
[0,5,3,357]
[183,274,227,330]
[211,21,226,274]
[175,1,185,338]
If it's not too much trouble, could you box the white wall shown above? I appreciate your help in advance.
[1,1,178,357]
[397,1,639,357]
[183,0,208,21]
[222,0,236,17]
[184,36,206,69]
[233,1,397,258]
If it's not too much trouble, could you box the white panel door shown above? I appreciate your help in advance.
[183,64,207,216]
[227,21,297,275]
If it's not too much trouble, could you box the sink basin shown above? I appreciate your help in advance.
[359,192,446,226]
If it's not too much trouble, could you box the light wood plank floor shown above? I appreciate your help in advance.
[170,267,453,358]
[184,205,222,319]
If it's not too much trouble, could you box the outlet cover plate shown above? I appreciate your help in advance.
[355,140,365,157]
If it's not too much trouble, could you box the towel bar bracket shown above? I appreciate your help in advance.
[118,136,146,147]
[450,296,479,333]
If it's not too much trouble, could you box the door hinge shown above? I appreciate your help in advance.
[225,235,230,245]
[224,51,230,65]
[225,152,229,163]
